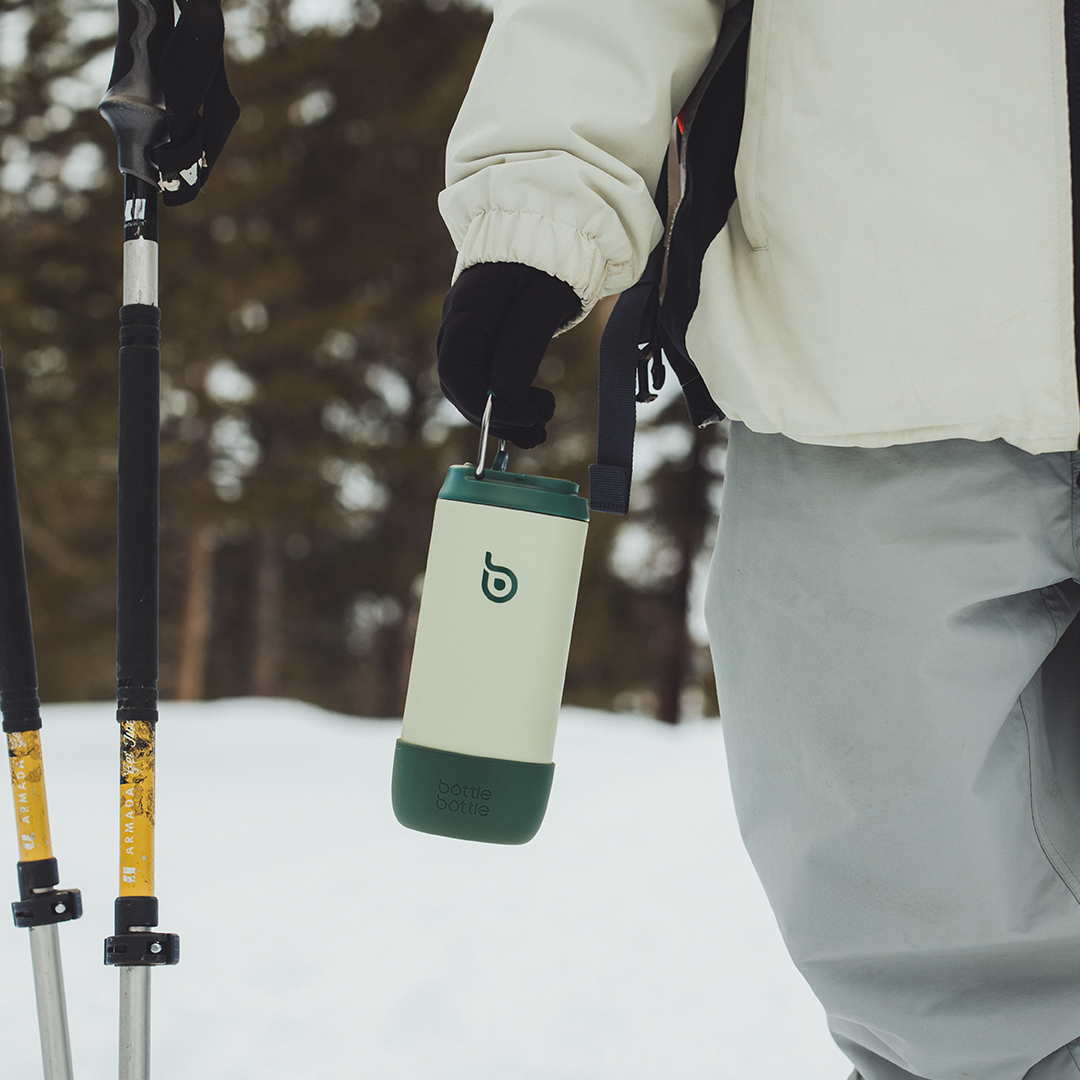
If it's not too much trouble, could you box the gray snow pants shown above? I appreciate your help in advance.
[705,422,1080,1080]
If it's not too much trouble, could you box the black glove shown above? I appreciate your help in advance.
[437,262,582,449]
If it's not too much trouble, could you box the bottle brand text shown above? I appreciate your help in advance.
[436,778,492,817]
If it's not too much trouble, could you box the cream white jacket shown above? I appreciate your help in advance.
[440,0,1080,453]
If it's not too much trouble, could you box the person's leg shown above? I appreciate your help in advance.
[833,1035,1080,1080]
[706,424,1080,1080]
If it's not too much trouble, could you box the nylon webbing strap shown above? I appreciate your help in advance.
[588,232,665,514]
[588,128,670,515]
[102,0,239,204]
[152,0,240,205]
[678,0,753,145]
[588,14,742,515]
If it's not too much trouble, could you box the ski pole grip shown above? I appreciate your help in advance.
[116,303,160,696]
[99,0,172,183]
[0,354,41,729]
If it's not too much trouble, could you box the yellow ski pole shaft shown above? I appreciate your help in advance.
[1,345,81,1080]
[110,717,171,1080]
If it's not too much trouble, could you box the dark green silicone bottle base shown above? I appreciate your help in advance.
[392,739,555,845]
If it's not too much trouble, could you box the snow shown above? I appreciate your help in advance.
[2,699,851,1079]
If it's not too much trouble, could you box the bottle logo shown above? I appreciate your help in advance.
[482,552,518,603]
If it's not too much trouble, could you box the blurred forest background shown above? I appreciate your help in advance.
[0,0,725,723]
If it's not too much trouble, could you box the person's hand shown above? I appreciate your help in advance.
[437,262,581,449]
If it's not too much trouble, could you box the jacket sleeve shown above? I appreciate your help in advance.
[438,0,725,321]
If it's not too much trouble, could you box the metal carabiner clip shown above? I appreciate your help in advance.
[475,392,508,480]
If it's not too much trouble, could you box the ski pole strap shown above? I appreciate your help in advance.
[153,0,240,205]
[101,0,239,204]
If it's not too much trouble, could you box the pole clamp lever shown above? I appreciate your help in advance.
[11,888,83,928]
[105,930,180,966]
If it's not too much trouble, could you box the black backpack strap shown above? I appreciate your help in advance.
[660,1,751,385]
[589,4,752,515]
[679,0,753,145]
[588,160,669,515]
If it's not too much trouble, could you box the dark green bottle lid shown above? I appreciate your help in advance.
[392,739,555,845]
[439,465,589,522]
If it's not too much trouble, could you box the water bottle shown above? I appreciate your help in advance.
[393,396,589,844]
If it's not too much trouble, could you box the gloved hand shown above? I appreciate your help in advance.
[437,262,582,449]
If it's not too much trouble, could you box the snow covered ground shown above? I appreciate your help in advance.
[2,700,850,1080]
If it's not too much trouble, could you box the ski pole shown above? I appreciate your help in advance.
[98,1,236,1070]
[2,345,82,1080]
[99,5,178,1079]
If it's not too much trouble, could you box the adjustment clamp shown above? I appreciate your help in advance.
[11,888,83,928]
[104,931,180,967]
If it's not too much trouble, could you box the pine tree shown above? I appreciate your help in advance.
[0,0,127,699]
[153,0,497,710]
[0,0,720,722]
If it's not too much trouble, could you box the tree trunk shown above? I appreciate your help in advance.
[247,526,283,696]
[655,558,693,726]
[175,525,215,701]
[654,425,715,725]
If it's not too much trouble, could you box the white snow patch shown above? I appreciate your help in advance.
[0,699,850,1080]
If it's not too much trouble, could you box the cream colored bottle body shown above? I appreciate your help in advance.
[393,466,588,844]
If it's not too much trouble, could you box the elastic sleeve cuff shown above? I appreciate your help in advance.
[447,207,633,326]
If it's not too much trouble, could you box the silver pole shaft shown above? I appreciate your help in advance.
[28,923,75,1080]
[123,238,158,306]
[118,965,151,1080]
